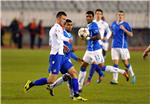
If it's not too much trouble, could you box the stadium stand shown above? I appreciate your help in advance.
[1,1,150,47]
[1,1,150,28]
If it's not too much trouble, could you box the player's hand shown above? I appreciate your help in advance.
[143,52,148,60]
[120,25,126,31]
[63,45,70,53]
[77,58,84,63]
[69,39,73,43]
[86,36,91,40]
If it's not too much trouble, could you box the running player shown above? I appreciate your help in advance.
[110,10,136,84]
[85,9,111,85]
[78,11,129,92]
[24,11,87,101]
[47,19,83,98]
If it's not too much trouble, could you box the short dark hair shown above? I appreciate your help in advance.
[86,11,94,17]
[65,19,72,23]
[95,9,103,14]
[118,10,125,13]
[56,11,67,18]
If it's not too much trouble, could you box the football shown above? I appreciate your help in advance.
[78,28,89,39]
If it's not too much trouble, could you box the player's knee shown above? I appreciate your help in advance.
[47,74,57,84]
[63,73,71,81]
[47,79,54,84]
[68,68,78,78]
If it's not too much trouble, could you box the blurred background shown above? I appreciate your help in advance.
[1,0,150,49]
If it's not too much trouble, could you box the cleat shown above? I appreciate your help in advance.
[96,76,103,84]
[24,80,33,93]
[110,80,118,85]
[84,80,91,86]
[123,71,129,81]
[131,75,136,84]
[96,79,102,84]
[46,85,54,96]
[73,96,88,101]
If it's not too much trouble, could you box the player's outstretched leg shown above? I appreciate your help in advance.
[47,73,71,96]
[24,77,48,93]
[110,64,119,84]
[94,65,104,84]
[71,78,88,101]
[126,64,136,84]
[85,64,96,86]
[101,65,129,81]
[78,66,87,92]
[68,67,88,101]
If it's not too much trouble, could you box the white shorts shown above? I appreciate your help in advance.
[102,42,109,51]
[83,49,104,64]
[111,48,130,60]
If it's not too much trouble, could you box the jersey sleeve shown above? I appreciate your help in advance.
[104,22,112,39]
[125,22,132,32]
[92,23,100,35]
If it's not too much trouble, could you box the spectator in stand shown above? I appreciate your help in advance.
[18,19,24,49]
[1,20,5,47]
[37,20,45,48]
[9,18,19,47]
[28,18,37,49]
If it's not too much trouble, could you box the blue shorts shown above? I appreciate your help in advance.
[48,53,73,74]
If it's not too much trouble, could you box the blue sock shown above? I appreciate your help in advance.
[126,64,130,69]
[95,65,104,77]
[113,64,119,68]
[72,78,79,95]
[32,78,48,86]
[88,64,96,81]
[101,66,106,71]
[80,66,86,72]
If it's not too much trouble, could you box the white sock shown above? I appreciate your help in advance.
[67,83,74,97]
[128,65,135,77]
[112,72,119,81]
[105,66,125,74]
[50,77,64,89]
[78,71,86,90]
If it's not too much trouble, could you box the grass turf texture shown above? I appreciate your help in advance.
[1,49,150,104]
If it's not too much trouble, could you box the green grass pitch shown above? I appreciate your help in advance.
[1,49,150,104]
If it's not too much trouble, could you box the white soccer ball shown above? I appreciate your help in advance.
[78,28,89,39]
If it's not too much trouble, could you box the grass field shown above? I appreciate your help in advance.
[1,49,150,104]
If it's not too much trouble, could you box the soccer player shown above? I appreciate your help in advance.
[85,9,112,85]
[143,45,150,59]
[47,19,83,97]
[110,10,136,84]
[78,11,129,92]
[24,11,87,101]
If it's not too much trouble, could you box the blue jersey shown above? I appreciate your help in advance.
[111,21,132,48]
[63,30,78,61]
[87,22,102,51]
[64,30,73,51]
